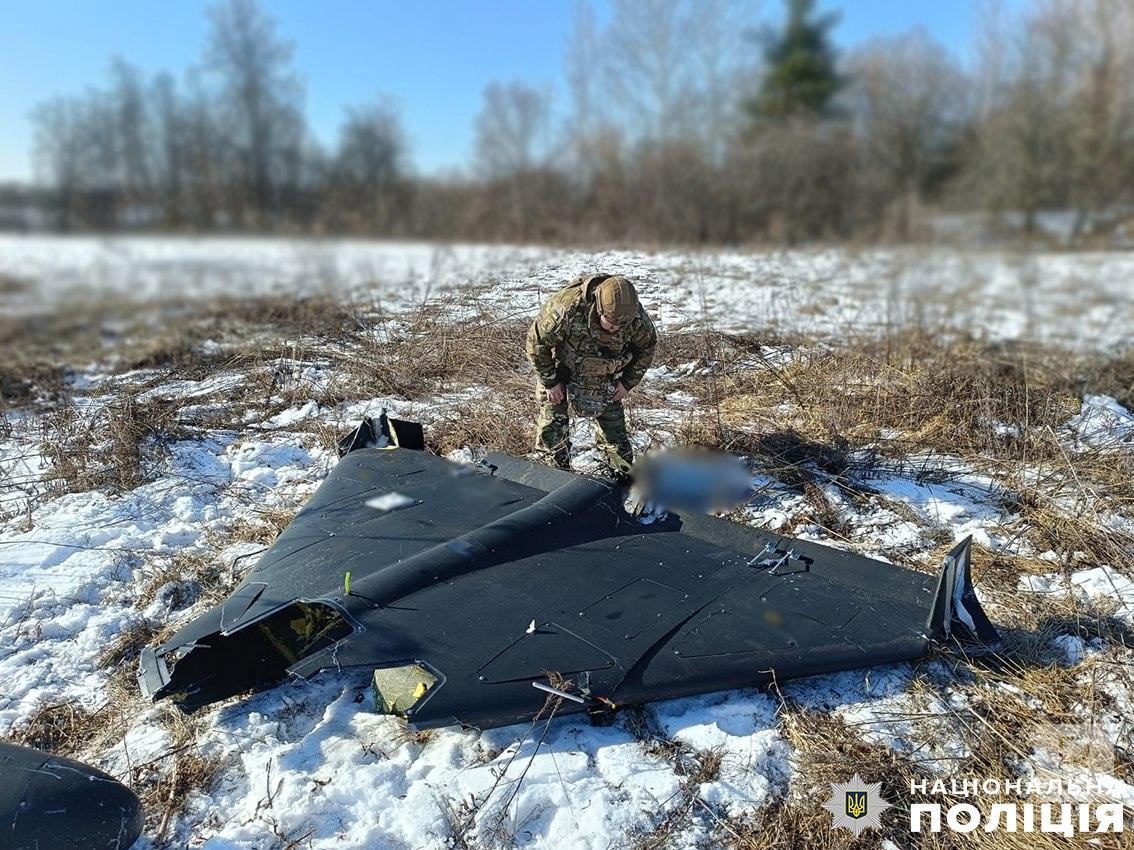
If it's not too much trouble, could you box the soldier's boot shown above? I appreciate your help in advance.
[594,400,634,485]
[535,385,572,471]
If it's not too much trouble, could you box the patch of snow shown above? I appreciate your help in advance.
[1065,395,1134,450]
[0,431,331,731]
[261,400,321,429]
[866,473,1007,549]
[652,689,791,815]
[1052,634,1087,666]
[1018,565,1134,626]
[173,675,772,849]
[138,373,245,402]
[786,666,969,771]
[0,429,51,517]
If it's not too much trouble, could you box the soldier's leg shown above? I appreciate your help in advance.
[593,400,633,477]
[534,383,571,470]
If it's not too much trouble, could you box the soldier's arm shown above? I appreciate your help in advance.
[525,300,569,388]
[619,309,658,390]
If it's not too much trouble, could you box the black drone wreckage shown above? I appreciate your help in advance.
[0,742,144,850]
[139,414,998,729]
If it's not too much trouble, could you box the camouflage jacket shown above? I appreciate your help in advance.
[525,274,658,392]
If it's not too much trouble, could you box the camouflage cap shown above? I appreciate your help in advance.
[595,276,639,327]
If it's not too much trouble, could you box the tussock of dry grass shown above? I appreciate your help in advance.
[727,690,1129,850]
[388,722,436,749]
[227,505,301,546]
[11,670,145,760]
[10,700,98,755]
[727,708,923,850]
[127,708,225,844]
[98,620,160,676]
[676,330,1084,460]
[134,553,202,611]
[140,750,224,841]
[41,394,181,495]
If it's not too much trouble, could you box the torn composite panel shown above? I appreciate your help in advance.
[139,423,996,730]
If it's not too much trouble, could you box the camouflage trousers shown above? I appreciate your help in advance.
[534,382,633,474]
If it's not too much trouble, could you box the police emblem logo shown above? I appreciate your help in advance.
[823,773,892,837]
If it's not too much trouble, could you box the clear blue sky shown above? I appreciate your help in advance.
[0,0,997,183]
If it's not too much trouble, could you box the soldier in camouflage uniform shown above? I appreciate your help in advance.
[525,274,657,476]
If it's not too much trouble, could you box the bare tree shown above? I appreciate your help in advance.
[472,80,562,239]
[331,97,409,231]
[564,1,608,177]
[109,58,153,208]
[971,0,1076,235]
[31,98,85,229]
[182,71,227,228]
[564,0,759,240]
[847,30,968,236]
[204,0,305,223]
[683,0,760,160]
[605,0,694,141]
[77,90,122,226]
[968,0,1134,242]
[33,0,1134,246]
[474,80,553,178]
[151,72,185,225]
[1056,0,1134,240]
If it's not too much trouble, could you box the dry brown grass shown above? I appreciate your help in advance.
[648,325,1133,576]
[140,749,224,842]
[8,288,543,474]
[6,281,1134,849]
[227,505,301,546]
[125,709,225,845]
[0,290,365,414]
[727,708,923,850]
[136,545,246,612]
[13,285,1129,507]
[669,329,1086,461]
[726,690,1129,850]
[98,619,160,677]
[10,667,147,761]
[133,553,201,611]
[41,394,181,495]
[9,700,100,755]
[388,721,437,749]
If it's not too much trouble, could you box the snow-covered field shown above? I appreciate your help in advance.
[1,236,1133,848]
[2,233,1133,350]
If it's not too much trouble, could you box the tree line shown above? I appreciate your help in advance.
[28,0,1134,245]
